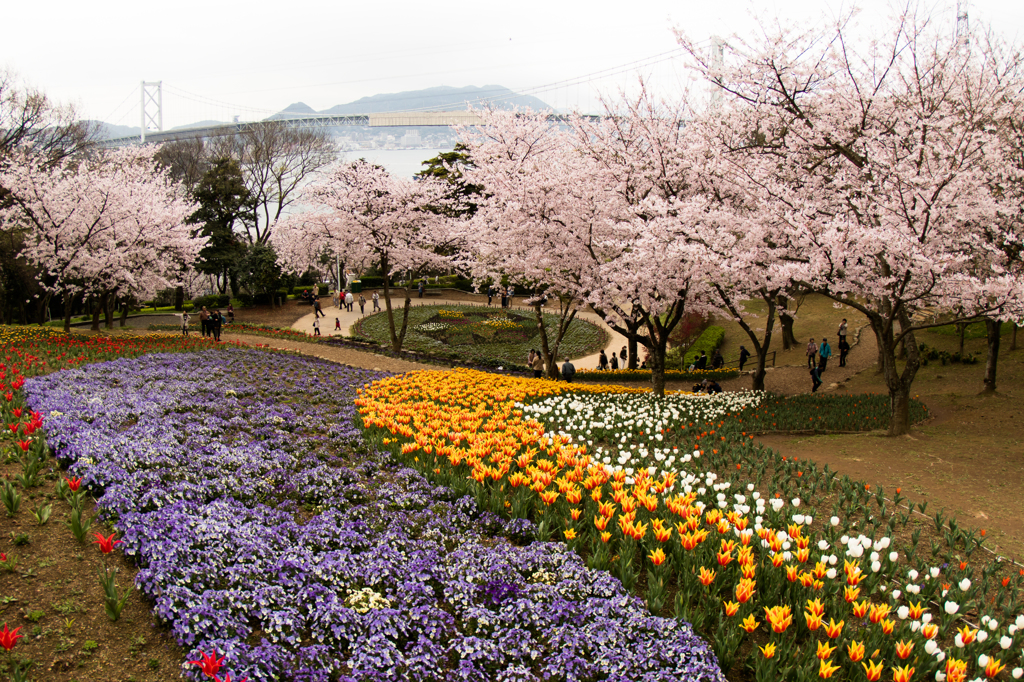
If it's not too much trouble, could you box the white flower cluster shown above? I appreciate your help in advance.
[344,587,392,614]
[517,391,764,484]
[417,322,451,332]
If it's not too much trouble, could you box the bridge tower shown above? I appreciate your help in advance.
[709,36,725,110]
[955,0,970,50]
[141,81,163,143]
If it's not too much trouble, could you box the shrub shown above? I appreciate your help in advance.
[665,326,726,368]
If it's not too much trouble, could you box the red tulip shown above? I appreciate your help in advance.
[0,623,22,651]
[65,476,82,492]
[3,393,12,402]
[92,532,123,554]
[12,409,21,418]
[189,650,225,678]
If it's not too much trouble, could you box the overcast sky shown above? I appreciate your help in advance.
[5,0,1024,130]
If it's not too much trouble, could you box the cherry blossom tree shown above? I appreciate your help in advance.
[273,160,454,351]
[678,13,1024,434]
[0,146,201,331]
[571,91,721,395]
[457,108,611,377]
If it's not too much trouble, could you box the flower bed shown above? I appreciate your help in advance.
[351,304,607,366]
[358,369,1024,682]
[23,350,724,681]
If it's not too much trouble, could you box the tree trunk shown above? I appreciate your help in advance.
[119,303,129,328]
[649,339,667,396]
[174,286,185,312]
[982,318,1001,394]
[103,292,114,329]
[382,262,402,352]
[957,322,966,358]
[90,296,102,332]
[777,294,797,351]
[62,289,75,333]
[396,284,413,351]
[871,313,920,436]
[1011,323,1018,352]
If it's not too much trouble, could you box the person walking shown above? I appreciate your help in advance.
[487,286,494,306]
[809,365,823,392]
[418,280,425,298]
[200,307,210,337]
[211,310,222,341]
[181,311,190,337]
[561,358,576,383]
[359,295,366,314]
[345,291,354,312]
[711,350,724,369]
[598,350,608,370]
[226,304,234,324]
[738,345,750,371]
[837,318,848,344]
[619,346,627,364]
[372,291,380,312]
[838,338,850,367]
[610,353,619,370]
[806,338,818,369]
[335,317,341,332]
[818,338,832,373]
[507,286,515,307]
[312,317,321,336]
[528,349,536,368]
[696,351,708,370]
[314,298,325,318]
[531,350,544,378]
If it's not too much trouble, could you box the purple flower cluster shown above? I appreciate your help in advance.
[25,349,723,682]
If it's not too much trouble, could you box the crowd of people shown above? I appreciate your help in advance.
[182,305,231,341]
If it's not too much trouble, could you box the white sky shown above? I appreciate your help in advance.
[4,0,1024,130]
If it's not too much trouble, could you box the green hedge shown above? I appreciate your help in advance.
[664,326,726,368]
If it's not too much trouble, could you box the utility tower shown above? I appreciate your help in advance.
[141,81,163,143]
[955,0,970,50]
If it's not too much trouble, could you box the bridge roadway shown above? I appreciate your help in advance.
[99,111,601,147]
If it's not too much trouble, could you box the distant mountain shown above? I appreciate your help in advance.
[89,121,141,139]
[170,119,230,130]
[273,85,552,118]
[270,102,318,120]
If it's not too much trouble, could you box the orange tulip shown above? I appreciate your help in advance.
[759,642,776,659]
[818,659,841,679]
[892,665,915,682]
[764,605,793,634]
[847,640,865,663]
[735,579,756,604]
[861,659,884,682]
[985,658,1006,679]
[723,600,740,617]
[648,548,667,566]
[816,640,837,660]
[698,566,716,586]
[895,640,914,660]
[739,614,758,633]
[824,618,844,639]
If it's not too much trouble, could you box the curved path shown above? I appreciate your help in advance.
[289,293,629,370]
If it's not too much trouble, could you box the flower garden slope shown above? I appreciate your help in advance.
[25,350,725,682]
[358,368,1024,682]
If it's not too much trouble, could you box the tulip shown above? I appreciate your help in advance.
[735,578,755,603]
[892,664,915,682]
[861,659,884,681]
[764,605,793,633]
[190,650,225,678]
[698,566,716,586]
[723,600,740,617]
[0,623,22,651]
[895,640,914,660]
[647,548,666,566]
[759,642,776,659]
[847,640,865,662]
[824,618,844,639]
[739,614,758,633]
[818,658,841,678]
[986,658,1006,679]
[816,640,836,660]
[564,528,577,541]
[65,476,83,492]
[92,532,123,554]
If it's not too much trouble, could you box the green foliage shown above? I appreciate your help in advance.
[1,480,22,516]
[236,243,284,300]
[415,143,482,218]
[66,508,93,543]
[188,157,251,277]
[665,326,726,367]
[97,566,133,622]
[31,503,51,526]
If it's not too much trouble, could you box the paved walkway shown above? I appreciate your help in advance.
[290,293,630,368]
